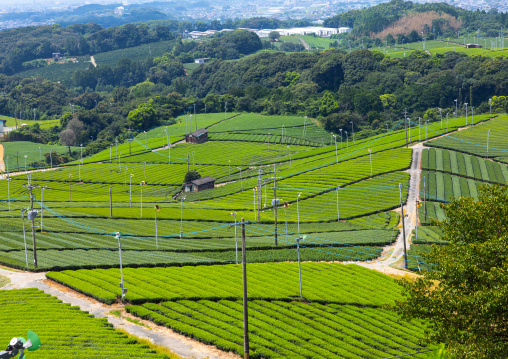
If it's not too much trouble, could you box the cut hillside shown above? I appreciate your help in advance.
[374,11,462,40]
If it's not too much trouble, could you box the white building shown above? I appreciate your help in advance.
[338,27,352,34]
[256,26,351,38]
[0,119,6,134]
[194,58,210,64]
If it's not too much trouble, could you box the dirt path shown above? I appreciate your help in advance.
[90,56,97,67]
[0,144,4,172]
[0,266,238,359]
[297,37,310,50]
[358,143,423,275]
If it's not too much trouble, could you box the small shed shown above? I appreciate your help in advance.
[465,44,482,49]
[194,58,210,64]
[52,52,63,60]
[188,176,215,192]
[185,128,209,144]
[0,119,6,133]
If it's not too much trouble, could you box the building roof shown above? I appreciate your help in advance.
[190,176,216,186]
[187,128,209,137]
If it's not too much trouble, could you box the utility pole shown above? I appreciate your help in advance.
[140,182,143,218]
[180,196,185,238]
[424,176,427,222]
[270,165,280,246]
[28,185,38,269]
[7,178,11,211]
[404,109,408,148]
[296,236,304,300]
[40,186,46,232]
[194,103,197,131]
[128,139,132,156]
[21,209,28,269]
[257,169,263,221]
[241,218,249,359]
[154,205,159,249]
[116,232,127,303]
[399,183,408,270]
[110,187,113,218]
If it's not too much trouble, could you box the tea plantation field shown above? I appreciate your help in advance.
[0,113,481,271]
[47,262,430,358]
[0,288,174,358]
[2,112,497,358]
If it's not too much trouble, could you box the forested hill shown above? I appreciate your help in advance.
[0,0,507,158]
[0,17,307,76]
[325,0,508,37]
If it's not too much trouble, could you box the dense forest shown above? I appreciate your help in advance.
[0,0,507,159]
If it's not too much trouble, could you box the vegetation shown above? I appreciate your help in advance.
[426,116,508,163]
[398,185,508,357]
[46,262,403,304]
[0,288,174,358]
[128,300,427,359]
[46,262,429,358]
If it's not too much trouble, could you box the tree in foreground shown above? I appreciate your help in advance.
[397,184,508,358]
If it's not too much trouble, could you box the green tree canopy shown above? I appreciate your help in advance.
[397,184,508,358]
[184,170,201,184]
[269,31,281,41]
[127,102,158,130]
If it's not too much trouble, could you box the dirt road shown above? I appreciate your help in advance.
[0,144,4,172]
[359,143,424,275]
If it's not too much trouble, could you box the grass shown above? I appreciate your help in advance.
[15,58,90,87]
[2,141,80,170]
[0,115,59,129]
[0,275,9,288]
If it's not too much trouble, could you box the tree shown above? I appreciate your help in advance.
[59,128,76,156]
[318,91,339,116]
[269,31,280,42]
[397,184,508,358]
[184,170,201,184]
[127,102,158,130]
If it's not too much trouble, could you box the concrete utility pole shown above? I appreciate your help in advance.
[40,186,46,232]
[399,183,408,270]
[424,176,427,222]
[270,165,281,246]
[116,232,127,303]
[21,208,28,268]
[28,185,38,269]
[110,187,113,218]
[404,109,408,148]
[241,218,249,359]
[194,103,197,131]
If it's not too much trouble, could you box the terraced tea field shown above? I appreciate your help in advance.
[3,111,500,358]
[0,288,170,358]
[0,113,477,271]
[47,262,429,358]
